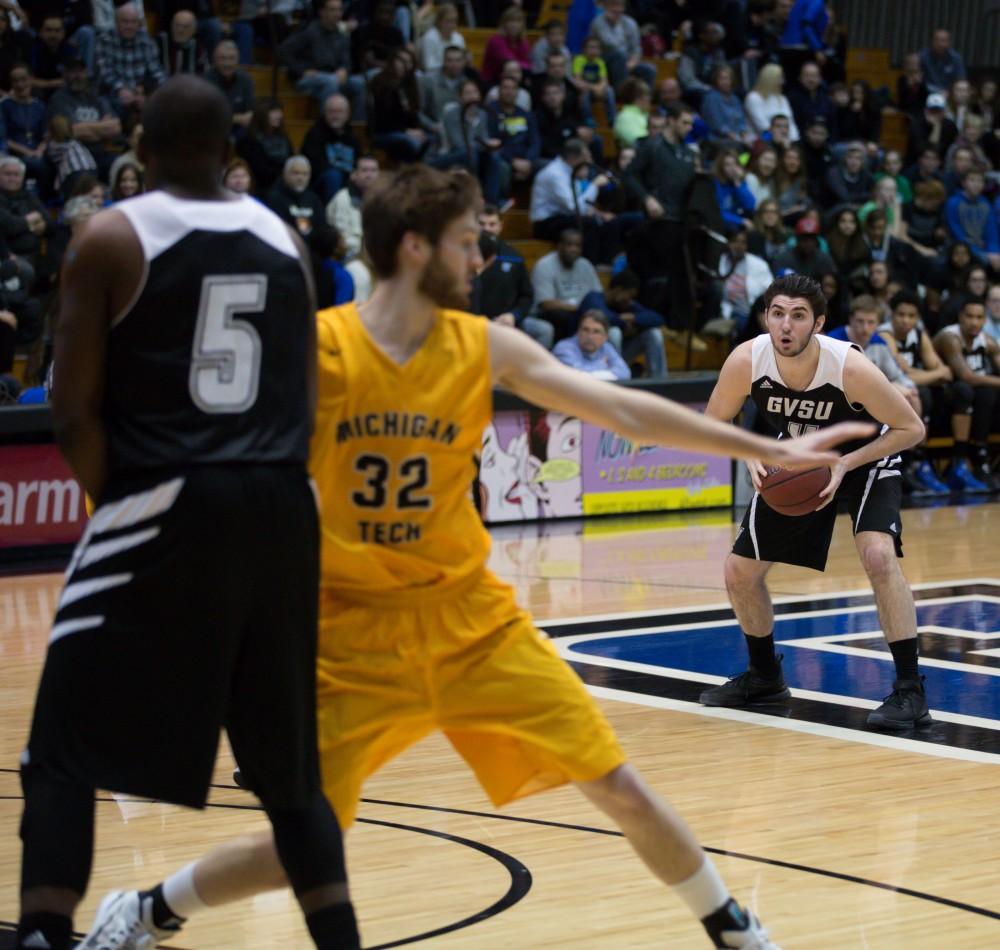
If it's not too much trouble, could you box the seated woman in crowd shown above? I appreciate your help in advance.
[745,64,799,140]
[237,99,294,196]
[833,80,881,156]
[876,149,913,203]
[712,149,756,230]
[420,3,466,72]
[613,78,650,148]
[482,6,531,85]
[775,143,811,224]
[110,161,143,202]
[745,146,779,205]
[747,198,789,267]
[825,206,870,282]
[370,49,431,162]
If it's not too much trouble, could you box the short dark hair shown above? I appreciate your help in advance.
[580,308,610,331]
[890,289,922,312]
[480,203,500,217]
[362,166,481,278]
[961,294,986,311]
[559,227,583,243]
[561,137,587,161]
[865,208,888,227]
[609,268,641,291]
[664,102,694,121]
[761,275,827,320]
[770,113,789,125]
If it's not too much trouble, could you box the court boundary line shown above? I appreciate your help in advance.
[0,794,533,950]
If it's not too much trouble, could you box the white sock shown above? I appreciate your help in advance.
[673,857,731,920]
[162,862,209,920]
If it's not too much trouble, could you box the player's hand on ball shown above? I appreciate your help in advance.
[747,459,767,491]
[815,458,848,510]
[762,421,874,471]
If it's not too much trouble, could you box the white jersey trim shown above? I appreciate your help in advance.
[751,333,856,393]
[116,191,299,263]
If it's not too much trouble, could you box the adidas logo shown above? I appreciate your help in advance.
[22,932,52,948]
[759,379,773,389]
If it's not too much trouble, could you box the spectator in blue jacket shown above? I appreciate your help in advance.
[577,269,668,378]
[700,65,752,149]
[780,0,829,56]
[713,149,756,230]
[946,169,1000,271]
[488,74,542,186]
[553,309,631,379]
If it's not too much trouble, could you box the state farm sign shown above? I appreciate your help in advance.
[0,444,87,547]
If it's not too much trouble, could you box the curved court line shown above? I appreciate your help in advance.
[0,792,533,950]
[354,795,1000,924]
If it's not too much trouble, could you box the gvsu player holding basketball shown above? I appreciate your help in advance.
[80,167,873,950]
[701,275,930,730]
[16,77,359,950]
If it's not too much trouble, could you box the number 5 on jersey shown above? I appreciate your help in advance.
[189,275,267,413]
[353,455,431,510]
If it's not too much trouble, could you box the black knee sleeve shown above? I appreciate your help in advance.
[951,380,975,415]
[19,760,95,894]
[265,790,348,897]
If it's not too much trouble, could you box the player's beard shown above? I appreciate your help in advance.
[419,249,470,310]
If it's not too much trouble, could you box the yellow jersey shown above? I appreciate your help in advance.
[311,302,494,603]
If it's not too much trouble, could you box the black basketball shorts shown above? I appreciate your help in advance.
[732,457,904,572]
[24,465,322,809]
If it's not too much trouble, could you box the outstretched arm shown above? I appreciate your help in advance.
[488,324,873,469]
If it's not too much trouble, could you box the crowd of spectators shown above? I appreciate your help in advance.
[0,1,998,490]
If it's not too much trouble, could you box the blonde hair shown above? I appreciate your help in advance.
[754,64,785,97]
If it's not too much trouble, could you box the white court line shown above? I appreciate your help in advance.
[540,577,1000,627]
[586,685,1000,765]
[556,646,1000,732]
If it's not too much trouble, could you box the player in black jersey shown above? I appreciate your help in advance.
[700,275,931,730]
[933,296,1000,492]
[16,77,359,950]
[878,290,953,495]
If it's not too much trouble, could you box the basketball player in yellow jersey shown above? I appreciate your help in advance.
[82,168,873,950]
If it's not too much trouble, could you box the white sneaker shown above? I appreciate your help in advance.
[717,910,781,950]
[77,890,179,950]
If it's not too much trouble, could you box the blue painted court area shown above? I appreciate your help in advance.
[568,599,1000,720]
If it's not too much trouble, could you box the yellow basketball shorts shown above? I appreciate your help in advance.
[315,571,626,827]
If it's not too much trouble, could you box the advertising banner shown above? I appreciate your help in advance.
[0,444,87,548]
[479,408,732,523]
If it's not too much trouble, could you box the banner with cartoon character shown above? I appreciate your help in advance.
[478,409,732,523]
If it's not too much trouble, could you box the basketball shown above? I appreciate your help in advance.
[759,466,831,516]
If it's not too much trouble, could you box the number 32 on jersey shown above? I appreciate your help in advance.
[352,454,431,544]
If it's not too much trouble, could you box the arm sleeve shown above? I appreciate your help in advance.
[945,195,966,242]
[744,92,768,134]
[552,338,582,368]
[986,207,1000,254]
[608,345,631,379]
[144,35,166,86]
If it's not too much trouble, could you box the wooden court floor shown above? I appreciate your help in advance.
[1,502,999,948]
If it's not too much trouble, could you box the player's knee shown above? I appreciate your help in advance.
[858,537,897,583]
[724,554,759,593]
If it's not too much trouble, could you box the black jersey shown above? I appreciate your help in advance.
[879,322,922,369]
[105,192,311,476]
[939,324,992,376]
[749,333,882,449]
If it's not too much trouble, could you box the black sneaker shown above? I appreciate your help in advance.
[866,676,932,730]
[699,658,791,707]
[702,898,781,949]
[233,768,249,789]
